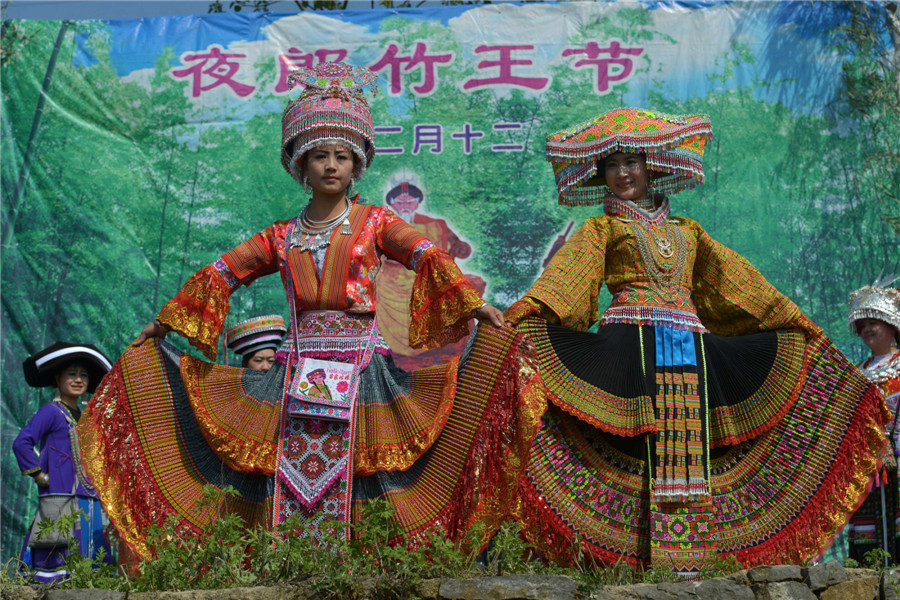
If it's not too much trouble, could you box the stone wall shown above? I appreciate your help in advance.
[4,562,899,600]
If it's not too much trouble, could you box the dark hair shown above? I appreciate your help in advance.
[241,351,257,368]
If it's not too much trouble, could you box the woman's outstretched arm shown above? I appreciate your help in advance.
[134,221,287,359]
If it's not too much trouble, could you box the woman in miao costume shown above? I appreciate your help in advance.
[77,62,543,559]
[503,108,889,578]
[840,281,900,562]
[14,342,115,582]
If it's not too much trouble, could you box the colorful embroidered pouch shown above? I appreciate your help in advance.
[286,357,360,421]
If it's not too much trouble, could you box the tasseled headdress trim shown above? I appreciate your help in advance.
[546,108,712,206]
[280,62,378,183]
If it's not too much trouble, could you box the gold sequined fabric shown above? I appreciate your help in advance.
[76,341,273,560]
[182,357,280,475]
[156,265,233,360]
[408,249,484,349]
[351,324,547,547]
[354,358,458,475]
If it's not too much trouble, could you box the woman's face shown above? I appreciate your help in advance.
[302,144,355,195]
[857,318,899,355]
[604,152,650,202]
[246,348,275,371]
[56,364,89,399]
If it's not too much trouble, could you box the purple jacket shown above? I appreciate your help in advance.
[12,401,96,498]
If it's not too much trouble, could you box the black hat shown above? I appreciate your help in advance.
[23,341,112,394]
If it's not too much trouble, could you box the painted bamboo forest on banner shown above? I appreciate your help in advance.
[2,1,898,560]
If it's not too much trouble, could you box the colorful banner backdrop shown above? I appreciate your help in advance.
[2,1,897,562]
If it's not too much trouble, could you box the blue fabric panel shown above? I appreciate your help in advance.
[655,326,697,368]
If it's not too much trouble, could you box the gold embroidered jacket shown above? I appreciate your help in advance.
[507,200,821,339]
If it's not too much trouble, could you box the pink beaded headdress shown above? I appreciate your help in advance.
[848,275,900,337]
[281,62,378,184]
[546,108,713,206]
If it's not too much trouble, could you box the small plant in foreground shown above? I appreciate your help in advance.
[134,492,481,597]
[862,548,893,571]
[2,506,124,593]
[697,553,743,580]
[577,559,638,590]
[640,563,684,584]
[137,485,286,591]
[2,485,755,596]
[0,558,31,593]
[482,521,545,576]
[59,548,120,591]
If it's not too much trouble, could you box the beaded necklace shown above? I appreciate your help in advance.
[861,350,900,385]
[290,200,352,252]
[631,220,687,288]
[605,196,687,289]
[53,399,95,493]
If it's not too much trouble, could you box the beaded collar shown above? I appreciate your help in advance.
[861,350,900,385]
[604,196,671,227]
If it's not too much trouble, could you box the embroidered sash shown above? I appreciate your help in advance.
[286,324,377,421]
[273,216,374,539]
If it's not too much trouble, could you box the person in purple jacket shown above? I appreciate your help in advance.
[13,342,114,582]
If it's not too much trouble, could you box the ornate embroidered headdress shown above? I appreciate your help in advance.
[281,62,378,184]
[546,108,713,206]
[225,315,287,356]
[306,368,326,381]
[848,275,900,336]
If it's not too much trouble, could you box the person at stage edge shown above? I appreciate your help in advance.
[13,342,115,582]
[826,279,900,563]
[76,62,544,560]
[503,107,890,579]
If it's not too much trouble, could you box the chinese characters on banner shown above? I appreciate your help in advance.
[169,41,643,155]
[170,41,644,98]
[375,123,525,156]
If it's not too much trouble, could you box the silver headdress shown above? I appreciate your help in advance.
[848,273,900,335]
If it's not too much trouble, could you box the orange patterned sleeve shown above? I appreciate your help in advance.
[376,208,483,350]
[156,266,234,360]
[408,250,484,349]
[691,221,822,338]
[511,218,608,332]
[156,224,285,360]
[505,298,553,327]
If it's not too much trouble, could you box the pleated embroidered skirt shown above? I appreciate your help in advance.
[78,314,545,559]
[512,318,887,578]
